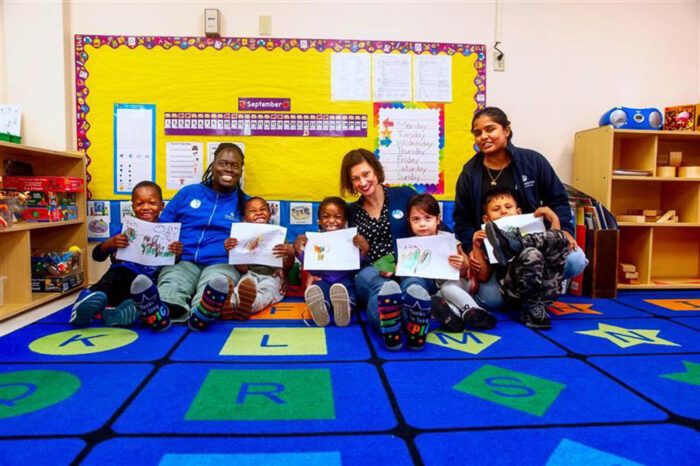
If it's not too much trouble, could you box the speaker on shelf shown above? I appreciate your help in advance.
[599,107,663,130]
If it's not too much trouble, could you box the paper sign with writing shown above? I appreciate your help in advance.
[396,233,459,280]
[229,223,288,268]
[377,107,440,186]
[304,228,360,271]
[116,217,181,266]
[482,213,546,264]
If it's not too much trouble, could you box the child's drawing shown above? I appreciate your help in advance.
[304,228,359,271]
[229,223,287,268]
[396,234,459,280]
[115,217,181,266]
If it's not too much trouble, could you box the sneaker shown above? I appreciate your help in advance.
[70,290,107,326]
[329,283,351,327]
[461,306,497,330]
[102,299,139,326]
[305,284,330,326]
[231,277,257,321]
[485,222,523,266]
[431,296,465,333]
[521,301,551,330]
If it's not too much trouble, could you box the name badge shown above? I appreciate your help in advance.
[190,199,202,209]
[392,209,404,219]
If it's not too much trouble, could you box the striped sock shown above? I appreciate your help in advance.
[377,280,403,351]
[131,275,170,332]
[188,275,229,331]
[404,284,431,350]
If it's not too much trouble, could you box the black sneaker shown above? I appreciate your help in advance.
[431,296,465,333]
[461,306,498,330]
[521,301,551,330]
[485,222,523,266]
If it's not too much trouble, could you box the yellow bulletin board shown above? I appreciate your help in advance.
[75,36,486,201]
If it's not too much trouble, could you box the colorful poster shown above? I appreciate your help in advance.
[331,53,371,101]
[228,223,288,268]
[115,216,181,266]
[482,213,546,264]
[396,233,460,280]
[377,106,441,186]
[414,55,452,102]
[290,202,313,225]
[114,104,155,194]
[120,201,134,222]
[303,228,360,271]
[165,112,367,138]
[268,200,281,225]
[373,54,412,102]
[166,142,203,190]
[87,215,110,239]
[88,200,110,216]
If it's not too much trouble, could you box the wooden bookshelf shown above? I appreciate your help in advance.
[574,126,700,289]
[0,141,88,320]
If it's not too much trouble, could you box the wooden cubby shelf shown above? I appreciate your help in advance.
[0,141,88,320]
[574,126,700,289]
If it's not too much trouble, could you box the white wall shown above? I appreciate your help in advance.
[3,0,699,182]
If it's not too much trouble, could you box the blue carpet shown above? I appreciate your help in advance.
[170,324,371,362]
[541,318,700,355]
[0,363,151,435]
[0,439,86,464]
[383,358,665,429]
[82,435,412,465]
[368,319,566,360]
[0,324,187,362]
[416,424,699,465]
[672,316,700,331]
[0,290,697,464]
[112,362,396,434]
[589,354,700,419]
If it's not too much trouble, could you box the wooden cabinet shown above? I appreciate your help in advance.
[574,126,700,289]
[0,141,88,319]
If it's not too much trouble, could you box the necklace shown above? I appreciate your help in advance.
[486,165,505,186]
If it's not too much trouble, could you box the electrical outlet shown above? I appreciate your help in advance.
[493,50,505,72]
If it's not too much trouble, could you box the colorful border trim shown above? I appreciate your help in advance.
[374,102,445,194]
[75,35,486,199]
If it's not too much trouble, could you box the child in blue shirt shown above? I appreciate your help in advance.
[69,181,182,330]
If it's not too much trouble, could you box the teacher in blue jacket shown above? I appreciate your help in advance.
[341,149,430,352]
[453,107,587,309]
[157,143,248,327]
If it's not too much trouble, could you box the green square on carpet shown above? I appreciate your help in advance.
[186,368,335,421]
[454,364,566,417]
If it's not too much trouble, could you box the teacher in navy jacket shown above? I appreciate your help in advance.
[453,107,587,309]
[341,148,428,351]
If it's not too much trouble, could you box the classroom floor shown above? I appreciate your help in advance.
[0,290,698,465]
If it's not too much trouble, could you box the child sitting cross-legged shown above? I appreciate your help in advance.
[471,187,571,329]
[294,197,367,327]
[69,181,182,331]
[224,197,295,321]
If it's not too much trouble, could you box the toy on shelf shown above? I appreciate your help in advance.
[618,263,639,285]
[620,209,679,223]
[664,105,695,131]
[31,248,84,292]
[599,107,662,130]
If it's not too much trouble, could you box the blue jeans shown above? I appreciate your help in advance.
[355,266,435,334]
[475,247,588,310]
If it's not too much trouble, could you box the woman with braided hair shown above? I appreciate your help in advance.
[139,143,250,331]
